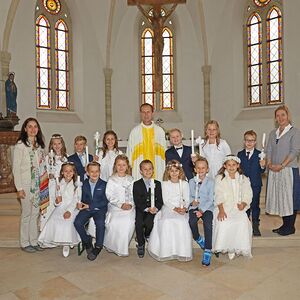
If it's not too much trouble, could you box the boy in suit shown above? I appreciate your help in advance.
[237,130,266,236]
[74,162,108,261]
[68,136,94,182]
[133,160,163,258]
[165,128,195,180]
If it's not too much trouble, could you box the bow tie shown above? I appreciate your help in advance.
[175,147,183,150]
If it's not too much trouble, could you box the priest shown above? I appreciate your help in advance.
[127,103,166,180]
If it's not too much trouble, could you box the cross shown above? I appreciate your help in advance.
[128,0,186,92]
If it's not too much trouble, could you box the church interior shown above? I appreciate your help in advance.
[0,0,300,299]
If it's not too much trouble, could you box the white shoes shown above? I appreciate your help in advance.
[228,252,235,260]
[62,246,70,257]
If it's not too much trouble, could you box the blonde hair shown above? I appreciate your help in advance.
[74,135,87,144]
[112,154,132,175]
[194,157,209,169]
[274,105,292,124]
[48,134,67,159]
[204,120,221,147]
[218,155,243,180]
[244,130,257,140]
[168,128,182,136]
[163,159,186,181]
[59,162,78,182]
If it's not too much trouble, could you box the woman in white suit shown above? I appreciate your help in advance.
[13,117,47,253]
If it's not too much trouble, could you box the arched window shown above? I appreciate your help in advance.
[140,9,176,111]
[36,15,51,108]
[35,0,71,110]
[267,7,282,103]
[245,0,283,106]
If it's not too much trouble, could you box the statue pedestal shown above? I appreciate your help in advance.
[0,131,19,193]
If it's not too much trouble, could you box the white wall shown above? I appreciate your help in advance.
[1,0,300,155]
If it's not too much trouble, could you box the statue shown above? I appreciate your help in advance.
[5,72,17,117]
[137,3,177,91]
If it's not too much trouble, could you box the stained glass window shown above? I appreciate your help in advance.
[140,9,175,111]
[247,13,262,105]
[55,20,69,109]
[141,29,155,107]
[36,15,51,108]
[245,0,283,106]
[267,7,282,103]
[161,28,174,110]
[36,0,71,111]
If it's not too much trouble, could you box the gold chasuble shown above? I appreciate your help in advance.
[127,122,166,180]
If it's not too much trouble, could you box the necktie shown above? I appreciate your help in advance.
[246,151,250,160]
[175,147,183,150]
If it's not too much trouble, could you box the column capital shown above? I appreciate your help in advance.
[0,51,11,65]
[103,68,113,78]
[201,65,211,74]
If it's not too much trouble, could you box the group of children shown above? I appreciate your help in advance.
[36,120,265,267]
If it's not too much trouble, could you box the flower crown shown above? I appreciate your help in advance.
[222,155,241,164]
[51,134,63,139]
[166,162,183,169]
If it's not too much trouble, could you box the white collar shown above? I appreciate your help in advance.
[276,124,292,139]
[141,121,154,128]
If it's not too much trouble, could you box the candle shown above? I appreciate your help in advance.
[239,175,243,204]
[77,176,82,202]
[191,130,195,155]
[85,146,89,166]
[194,174,199,205]
[179,179,183,208]
[56,177,61,197]
[50,149,54,158]
[262,133,266,148]
[150,179,155,208]
[94,131,100,156]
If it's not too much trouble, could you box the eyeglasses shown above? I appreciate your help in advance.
[245,139,256,142]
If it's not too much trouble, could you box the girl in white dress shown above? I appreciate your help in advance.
[41,134,68,230]
[97,130,123,181]
[148,160,193,262]
[88,131,123,235]
[201,120,231,179]
[103,154,135,256]
[212,155,253,260]
[38,162,81,257]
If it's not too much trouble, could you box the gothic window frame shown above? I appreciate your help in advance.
[35,0,72,111]
[139,7,177,112]
[244,0,283,107]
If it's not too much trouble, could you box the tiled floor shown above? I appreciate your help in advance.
[1,191,300,299]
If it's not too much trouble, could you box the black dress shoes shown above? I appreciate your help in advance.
[252,223,261,236]
[137,244,145,258]
[272,226,283,233]
[277,227,296,236]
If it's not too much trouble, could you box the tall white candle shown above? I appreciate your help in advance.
[262,133,266,148]
[77,176,82,202]
[179,179,183,208]
[55,177,59,186]
[239,174,243,204]
[194,174,199,204]
[191,130,195,155]
[94,131,100,156]
[85,146,89,166]
[150,179,155,208]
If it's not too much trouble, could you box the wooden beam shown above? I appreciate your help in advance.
[128,0,186,5]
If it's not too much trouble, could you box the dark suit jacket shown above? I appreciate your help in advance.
[81,178,108,212]
[165,145,194,180]
[237,148,265,188]
[68,153,94,182]
[133,178,163,215]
